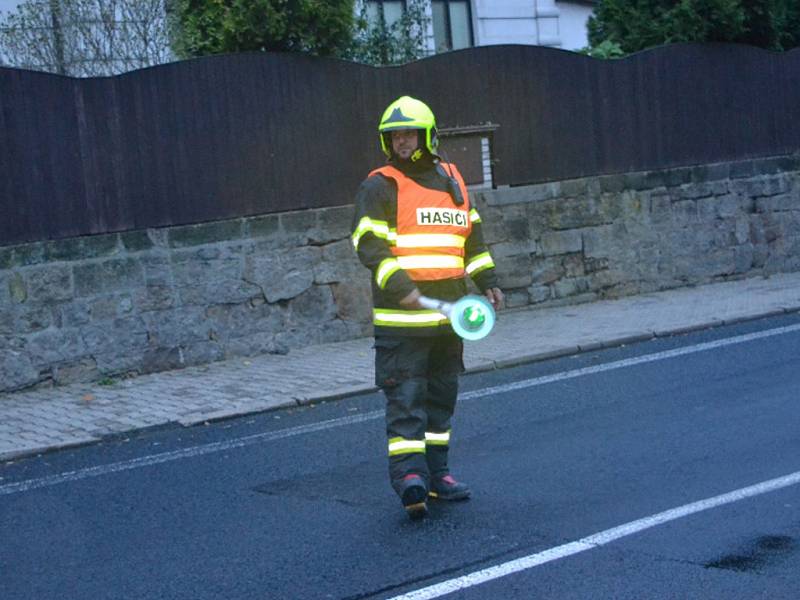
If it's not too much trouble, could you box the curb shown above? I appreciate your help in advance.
[3,305,799,464]
[200,306,800,415]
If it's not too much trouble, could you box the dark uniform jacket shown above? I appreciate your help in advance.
[352,155,499,337]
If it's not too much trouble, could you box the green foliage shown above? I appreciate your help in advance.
[588,0,800,55]
[346,0,430,65]
[782,1,800,48]
[579,39,625,59]
[739,0,800,49]
[169,0,356,59]
[169,0,430,66]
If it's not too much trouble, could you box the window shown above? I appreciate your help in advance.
[432,0,473,52]
[366,1,406,29]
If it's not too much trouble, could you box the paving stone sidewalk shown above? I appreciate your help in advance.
[2,273,800,462]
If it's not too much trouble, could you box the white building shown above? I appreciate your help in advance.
[0,0,21,12]
[362,0,597,53]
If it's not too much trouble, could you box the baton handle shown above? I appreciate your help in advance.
[417,296,453,315]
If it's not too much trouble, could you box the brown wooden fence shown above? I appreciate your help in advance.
[2,43,799,246]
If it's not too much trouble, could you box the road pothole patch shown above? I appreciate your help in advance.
[704,535,795,573]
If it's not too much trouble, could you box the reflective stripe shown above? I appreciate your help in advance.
[376,257,401,289]
[395,233,466,249]
[425,430,451,446]
[466,252,495,275]
[388,437,426,456]
[469,209,482,223]
[374,309,449,327]
[397,255,464,270]
[352,216,391,249]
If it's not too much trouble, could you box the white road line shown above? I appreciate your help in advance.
[0,412,382,496]
[389,470,800,600]
[460,322,800,400]
[2,323,798,497]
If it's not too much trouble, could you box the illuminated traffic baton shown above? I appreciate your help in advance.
[418,294,496,341]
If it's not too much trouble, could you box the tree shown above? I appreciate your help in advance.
[588,0,800,55]
[737,0,800,49]
[169,0,356,59]
[1,0,436,74]
[781,1,800,48]
[0,0,173,76]
[169,0,430,66]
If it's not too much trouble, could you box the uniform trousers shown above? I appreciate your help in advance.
[374,334,464,494]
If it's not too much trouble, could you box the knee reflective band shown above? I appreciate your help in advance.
[388,437,426,456]
[425,430,451,446]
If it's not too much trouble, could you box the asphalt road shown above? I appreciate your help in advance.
[1,314,799,600]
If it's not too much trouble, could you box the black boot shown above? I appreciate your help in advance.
[429,474,471,500]
[426,445,471,500]
[398,474,428,519]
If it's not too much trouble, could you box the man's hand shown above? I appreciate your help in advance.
[399,288,423,309]
[484,287,504,310]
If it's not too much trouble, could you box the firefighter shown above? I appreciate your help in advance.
[351,96,503,519]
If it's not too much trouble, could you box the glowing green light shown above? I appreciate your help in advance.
[462,306,486,330]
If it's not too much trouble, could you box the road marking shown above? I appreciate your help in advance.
[0,412,382,496]
[388,470,800,600]
[460,322,800,400]
[2,323,798,496]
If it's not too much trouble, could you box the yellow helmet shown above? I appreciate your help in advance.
[378,96,439,158]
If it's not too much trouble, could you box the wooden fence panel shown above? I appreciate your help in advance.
[2,44,799,246]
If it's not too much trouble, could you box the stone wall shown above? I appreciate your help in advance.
[1,154,799,393]
[474,154,800,309]
[0,207,373,392]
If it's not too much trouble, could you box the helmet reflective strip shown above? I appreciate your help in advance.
[388,438,426,456]
[395,234,466,248]
[469,209,482,223]
[376,257,401,289]
[425,430,451,445]
[465,252,495,275]
[352,216,390,249]
[380,121,429,131]
[397,255,464,270]
[374,309,448,327]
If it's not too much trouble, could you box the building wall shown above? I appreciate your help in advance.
[473,0,561,47]
[2,154,799,393]
[556,1,594,50]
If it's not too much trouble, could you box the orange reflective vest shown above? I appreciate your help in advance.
[369,162,471,281]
